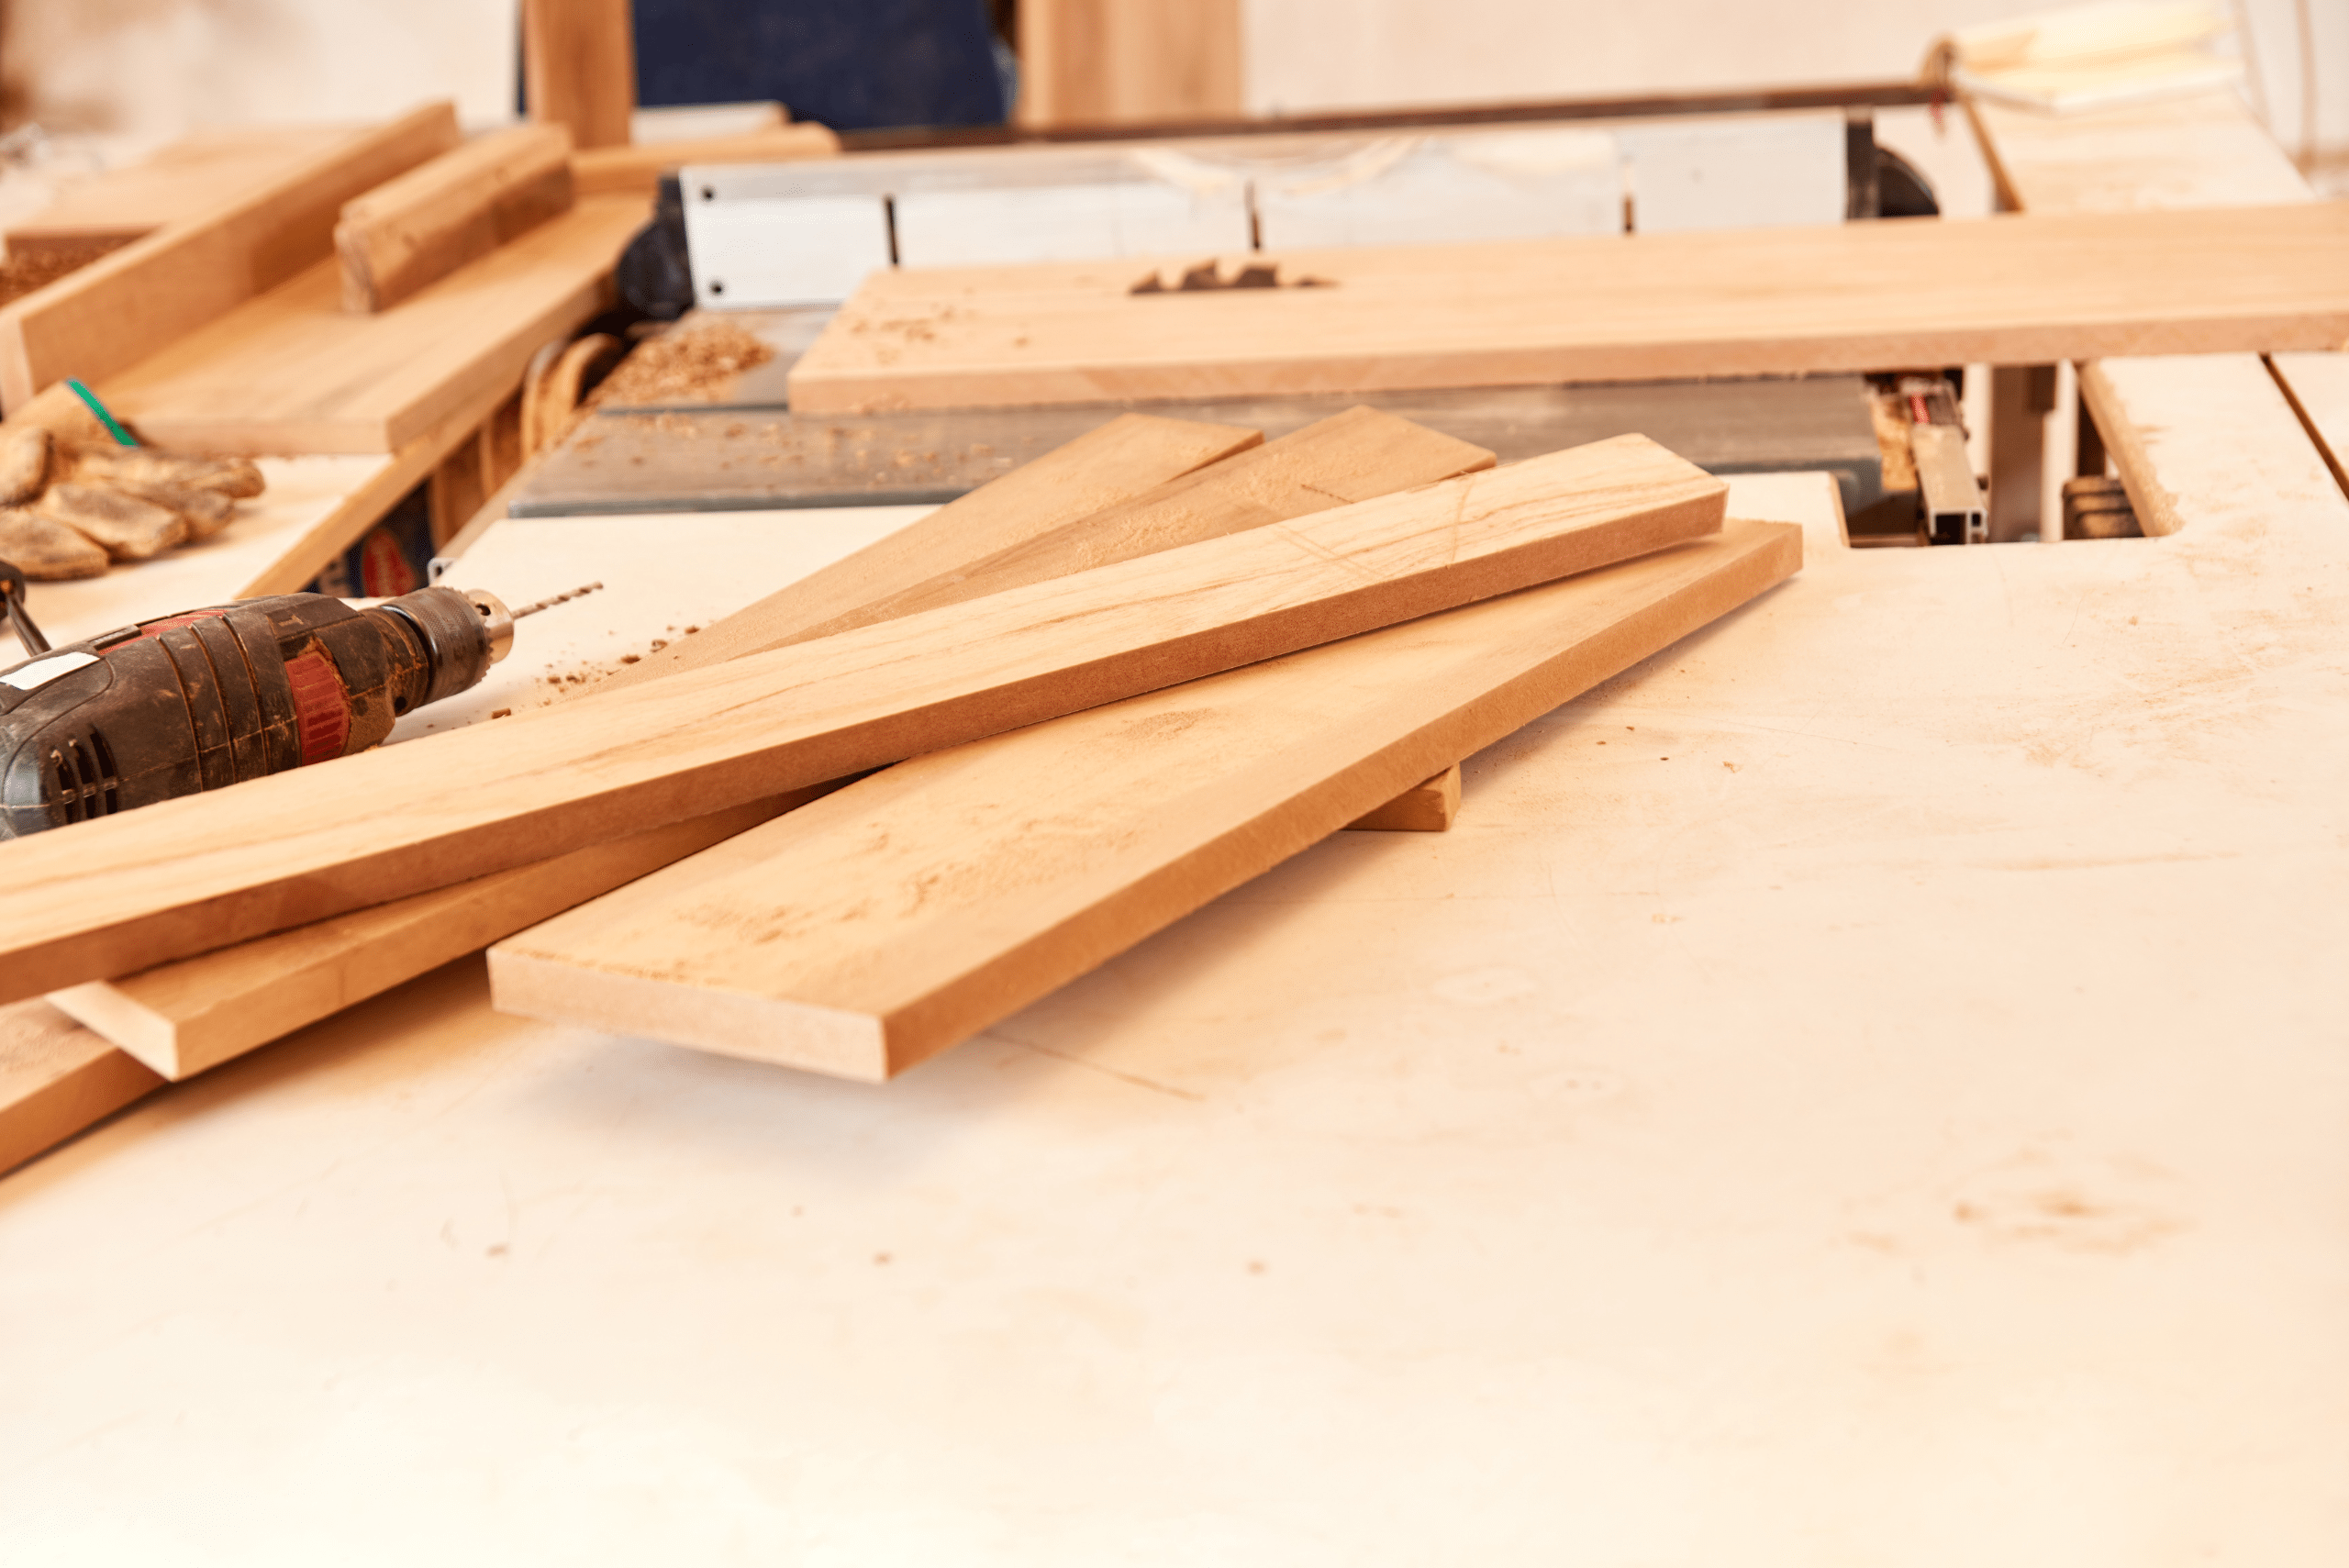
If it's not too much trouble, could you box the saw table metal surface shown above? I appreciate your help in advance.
[4,459,2346,1562]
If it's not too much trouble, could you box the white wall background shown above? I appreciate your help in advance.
[0,0,2338,159]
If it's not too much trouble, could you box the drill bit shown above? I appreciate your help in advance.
[510,582,604,619]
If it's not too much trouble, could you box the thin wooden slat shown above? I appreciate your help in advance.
[780,406,1494,643]
[337,125,577,312]
[572,126,841,198]
[490,520,1800,1080]
[602,409,1262,689]
[0,433,1726,1001]
[523,0,638,151]
[0,1000,162,1178]
[0,104,463,411]
[48,799,796,1081]
[95,195,647,455]
[785,204,2349,414]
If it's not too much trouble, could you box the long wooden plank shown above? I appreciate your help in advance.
[603,409,1261,689]
[523,0,637,151]
[48,800,794,1081]
[3,126,361,261]
[0,434,1726,1001]
[491,519,1800,1079]
[785,204,2349,414]
[95,195,647,455]
[0,104,462,412]
[0,1001,163,1178]
[337,125,577,312]
[781,406,1495,643]
[572,126,841,198]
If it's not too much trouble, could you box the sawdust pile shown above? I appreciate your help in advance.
[594,322,776,406]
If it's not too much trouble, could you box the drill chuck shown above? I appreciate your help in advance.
[0,585,511,839]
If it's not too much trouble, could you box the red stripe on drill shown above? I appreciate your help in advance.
[134,610,229,640]
[284,649,350,766]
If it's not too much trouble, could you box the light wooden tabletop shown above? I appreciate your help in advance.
[3,453,2343,1561]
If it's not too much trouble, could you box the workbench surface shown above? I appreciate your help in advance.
[4,457,2343,1562]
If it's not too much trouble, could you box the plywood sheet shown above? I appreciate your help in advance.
[785,204,2349,413]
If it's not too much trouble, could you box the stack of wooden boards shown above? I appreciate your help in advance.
[2,404,1802,1173]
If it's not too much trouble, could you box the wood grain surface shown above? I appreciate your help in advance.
[0,1000,163,1178]
[3,126,361,261]
[522,0,636,151]
[0,434,1725,1001]
[490,520,1799,1080]
[337,125,576,312]
[572,126,841,198]
[786,203,2349,413]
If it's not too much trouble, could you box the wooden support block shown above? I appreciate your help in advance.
[571,126,841,198]
[786,205,2349,414]
[490,521,1799,1080]
[602,409,1263,689]
[0,433,1726,1001]
[1018,0,1244,127]
[48,799,793,1082]
[1345,764,1461,831]
[773,406,1496,646]
[336,126,577,313]
[0,103,462,412]
[0,1000,162,1178]
[524,0,638,151]
[95,195,647,456]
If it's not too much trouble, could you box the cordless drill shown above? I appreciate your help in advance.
[0,578,528,839]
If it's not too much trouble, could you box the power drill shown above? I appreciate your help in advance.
[0,565,595,839]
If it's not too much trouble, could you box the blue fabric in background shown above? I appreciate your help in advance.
[629,0,1006,130]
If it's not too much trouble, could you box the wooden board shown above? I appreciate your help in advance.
[1345,763,1460,831]
[573,125,841,198]
[785,204,2349,413]
[0,104,462,411]
[95,195,648,455]
[1966,91,2310,215]
[337,125,576,312]
[0,434,1726,1000]
[489,520,1799,1080]
[2272,352,2349,496]
[0,999,162,1178]
[3,126,361,261]
[1017,0,1244,127]
[49,799,794,1081]
[775,406,1496,645]
[523,0,637,151]
[601,409,1260,690]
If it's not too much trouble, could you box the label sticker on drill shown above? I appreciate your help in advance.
[0,651,98,692]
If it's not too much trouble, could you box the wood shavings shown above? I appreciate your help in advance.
[593,322,776,406]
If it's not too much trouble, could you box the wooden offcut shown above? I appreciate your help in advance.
[92,195,648,455]
[523,0,638,151]
[0,103,462,411]
[602,410,1262,690]
[785,204,2349,414]
[337,126,577,313]
[572,126,841,198]
[490,521,1799,1080]
[49,800,796,1082]
[1345,764,1461,831]
[0,434,1726,1001]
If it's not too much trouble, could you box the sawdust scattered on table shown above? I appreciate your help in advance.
[594,322,776,406]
